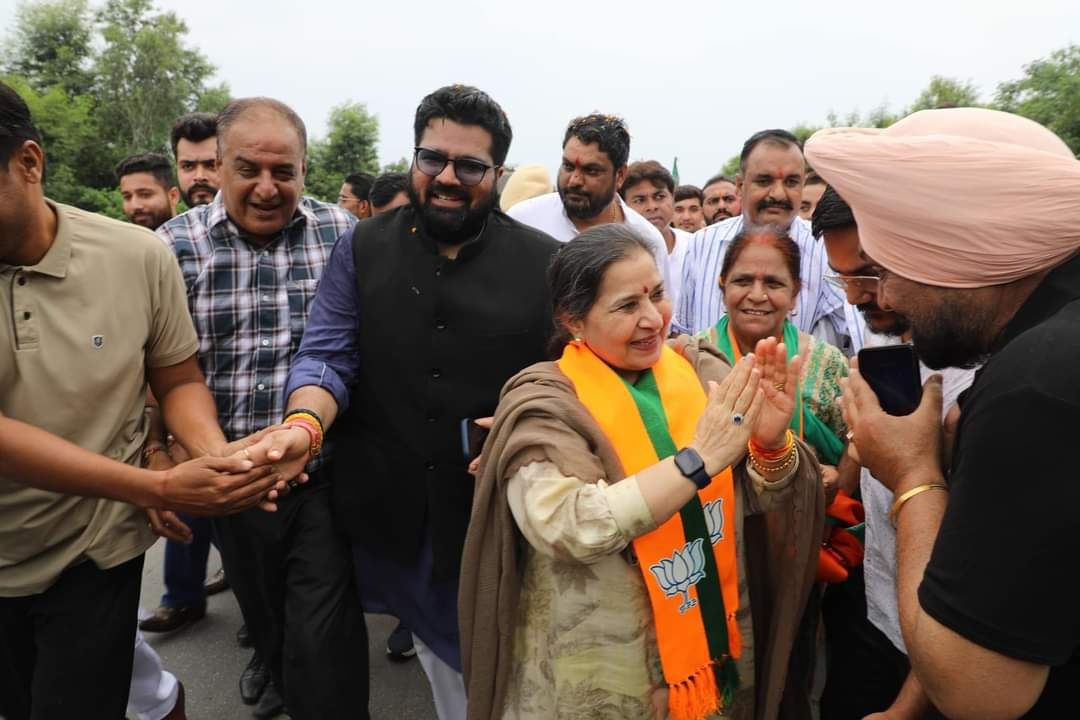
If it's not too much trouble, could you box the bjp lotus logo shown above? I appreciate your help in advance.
[703,499,724,544]
[649,538,708,614]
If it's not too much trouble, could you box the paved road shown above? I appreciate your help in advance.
[139,541,436,719]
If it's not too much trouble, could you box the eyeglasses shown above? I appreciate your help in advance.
[413,147,495,186]
[823,273,880,293]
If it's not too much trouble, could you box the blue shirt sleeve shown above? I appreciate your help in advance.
[285,230,360,412]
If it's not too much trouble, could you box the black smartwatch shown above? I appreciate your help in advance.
[674,447,712,489]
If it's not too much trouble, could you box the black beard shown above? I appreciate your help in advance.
[408,179,495,245]
[857,302,911,338]
[558,181,616,220]
[129,209,172,230]
[909,307,992,370]
[182,182,218,207]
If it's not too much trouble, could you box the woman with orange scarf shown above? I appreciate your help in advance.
[460,224,825,720]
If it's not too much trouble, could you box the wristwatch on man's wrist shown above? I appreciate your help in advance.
[674,447,712,489]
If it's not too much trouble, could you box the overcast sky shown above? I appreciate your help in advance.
[1,0,1077,186]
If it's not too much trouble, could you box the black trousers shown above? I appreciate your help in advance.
[0,554,144,720]
[820,567,912,719]
[213,480,370,719]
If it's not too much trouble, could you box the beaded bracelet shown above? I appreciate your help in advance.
[748,445,798,476]
[749,430,794,461]
[284,414,323,456]
[285,408,325,434]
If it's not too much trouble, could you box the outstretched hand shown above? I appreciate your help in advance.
[690,355,764,476]
[751,337,801,450]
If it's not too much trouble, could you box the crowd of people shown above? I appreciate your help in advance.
[1,76,1079,720]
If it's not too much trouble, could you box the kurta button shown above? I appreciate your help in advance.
[431,368,442,379]
[435,320,446,331]
[23,311,31,320]
[427,416,437,424]
[17,276,26,286]
[426,461,436,471]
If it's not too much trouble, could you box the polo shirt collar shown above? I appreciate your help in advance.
[28,198,72,278]
[992,252,1080,352]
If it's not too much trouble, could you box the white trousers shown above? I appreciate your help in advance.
[412,634,467,720]
[127,627,179,720]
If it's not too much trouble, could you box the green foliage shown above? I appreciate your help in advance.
[305,101,381,202]
[381,157,409,173]
[909,75,982,113]
[996,44,1080,155]
[92,0,216,156]
[4,0,94,95]
[720,155,740,177]
[196,82,232,113]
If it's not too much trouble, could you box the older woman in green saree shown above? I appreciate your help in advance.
[702,225,853,497]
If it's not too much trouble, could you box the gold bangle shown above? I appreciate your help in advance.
[889,483,948,528]
[749,446,798,476]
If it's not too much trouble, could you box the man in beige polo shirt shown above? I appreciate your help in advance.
[0,82,286,720]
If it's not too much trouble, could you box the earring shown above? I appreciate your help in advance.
[573,336,582,342]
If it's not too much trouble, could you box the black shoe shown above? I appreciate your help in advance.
[386,621,416,662]
[253,682,284,719]
[204,567,229,596]
[138,604,207,633]
[236,623,253,648]
[239,652,270,705]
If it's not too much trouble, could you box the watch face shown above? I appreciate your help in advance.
[676,448,704,476]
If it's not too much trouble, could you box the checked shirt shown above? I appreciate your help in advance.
[157,194,355,447]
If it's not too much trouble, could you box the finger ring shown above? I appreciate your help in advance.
[732,413,744,425]
[773,383,785,391]
[287,479,299,489]
[846,430,854,441]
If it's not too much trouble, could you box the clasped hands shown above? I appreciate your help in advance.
[144,424,314,542]
[689,337,802,476]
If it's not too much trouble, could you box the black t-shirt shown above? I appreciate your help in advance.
[919,254,1080,717]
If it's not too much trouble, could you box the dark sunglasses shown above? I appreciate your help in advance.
[413,147,496,186]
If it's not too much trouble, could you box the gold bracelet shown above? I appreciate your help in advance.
[749,445,798,476]
[889,483,948,528]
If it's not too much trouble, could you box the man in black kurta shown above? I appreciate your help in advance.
[284,85,559,718]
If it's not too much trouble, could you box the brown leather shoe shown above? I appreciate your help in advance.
[204,567,229,596]
[138,604,206,633]
[162,681,187,720]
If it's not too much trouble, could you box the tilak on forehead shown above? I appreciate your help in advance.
[806,108,1080,288]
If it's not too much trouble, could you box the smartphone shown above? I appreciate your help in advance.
[460,418,490,463]
[857,345,922,416]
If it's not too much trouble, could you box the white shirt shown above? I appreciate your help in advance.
[666,226,692,310]
[507,192,672,291]
[859,330,976,654]
[674,214,850,346]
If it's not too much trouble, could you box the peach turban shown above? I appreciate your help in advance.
[805,108,1080,288]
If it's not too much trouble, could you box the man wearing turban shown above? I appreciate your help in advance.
[807,108,1080,718]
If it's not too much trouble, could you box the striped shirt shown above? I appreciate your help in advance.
[157,194,355,444]
[674,214,851,346]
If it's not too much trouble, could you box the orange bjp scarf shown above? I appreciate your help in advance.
[558,341,741,720]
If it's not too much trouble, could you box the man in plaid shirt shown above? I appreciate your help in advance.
[157,97,369,719]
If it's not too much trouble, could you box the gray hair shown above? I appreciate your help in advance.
[216,97,307,158]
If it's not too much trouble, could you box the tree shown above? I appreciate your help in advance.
[305,101,381,201]
[92,0,217,156]
[996,44,1080,155]
[3,0,94,95]
[909,75,982,113]
[381,157,409,173]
